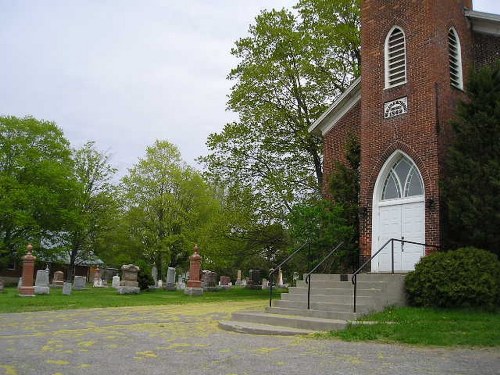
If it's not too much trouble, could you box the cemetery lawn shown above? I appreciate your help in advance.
[0,286,282,313]
[317,306,500,347]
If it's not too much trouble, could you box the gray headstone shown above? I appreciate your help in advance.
[73,276,86,290]
[117,286,140,294]
[152,265,158,285]
[112,275,120,288]
[17,277,23,289]
[62,282,72,295]
[34,269,50,294]
[0,279,4,293]
[166,267,176,285]
[35,269,49,287]
[165,267,176,291]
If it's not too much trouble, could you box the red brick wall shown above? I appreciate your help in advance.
[322,102,361,198]
[472,32,500,68]
[358,0,472,261]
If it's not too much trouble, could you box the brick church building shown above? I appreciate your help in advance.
[310,0,499,272]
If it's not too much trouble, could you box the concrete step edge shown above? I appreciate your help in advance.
[218,320,316,336]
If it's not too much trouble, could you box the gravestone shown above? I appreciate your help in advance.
[247,269,262,290]
[157,279,163,288]
[152,265,158,287]
[0,279,4,293]
[166,267,176,291]
[62,282,72,295]
[73,276,86,290]
[34,267,50,294]
[235,270,242,286]
[220,276,231,289]
[117,264,140,294]
[17,277,22,289]
[277,269,284,287]
[176,275,185,290]
[112,275,120,288]
[202,271,218,291]
[93,267,103,287]
[185,245,203,296]
[261,278,269,290]
[52,271,64,287]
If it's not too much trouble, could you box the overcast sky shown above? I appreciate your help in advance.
[1,0,499,179]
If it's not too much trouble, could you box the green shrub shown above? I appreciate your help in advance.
[137,269,155,290]
[405,247,500,309]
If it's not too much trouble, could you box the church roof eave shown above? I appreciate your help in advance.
[309,77,361,136]
[466,10,500,36]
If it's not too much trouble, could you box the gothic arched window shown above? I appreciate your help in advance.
[382,156,423,200]
[385,26,407,88]
[448,27,463,90]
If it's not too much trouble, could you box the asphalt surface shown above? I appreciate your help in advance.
[0,301,498,375]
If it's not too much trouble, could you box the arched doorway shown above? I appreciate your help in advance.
[371,152,425,272]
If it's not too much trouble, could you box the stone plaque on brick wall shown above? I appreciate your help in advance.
[384,97,408,119]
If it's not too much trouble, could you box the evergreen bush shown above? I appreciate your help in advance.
[405,247,500,309]
[137,269,155,290]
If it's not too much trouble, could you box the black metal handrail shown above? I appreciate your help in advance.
[304,242,344,310]
[351,238,440,313]
[268,241,309,307]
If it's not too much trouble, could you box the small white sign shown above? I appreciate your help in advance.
[384,97,408,119]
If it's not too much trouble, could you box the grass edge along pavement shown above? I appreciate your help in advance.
[1,287,499,347]
[316,306,500,347]
[0,286,283,313]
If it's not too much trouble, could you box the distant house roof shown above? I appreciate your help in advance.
[466,10,500,36]
[308,77,361,136]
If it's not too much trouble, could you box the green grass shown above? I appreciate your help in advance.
[317,306,500,347]
[0,286,282,313]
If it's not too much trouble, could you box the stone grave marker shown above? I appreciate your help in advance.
[166,267,176,291]
[73,276,86,290]
[52,271,64,287]
[277,268,284,287]
[62,282,72,295]
[235,270,242,285]
[34,267,50,294]
[176,275,185,290]
[0,279,4,293]
[112,275,120,288]
[93,267,103,287]
[152,265,158,287]
[117,264,140,294]
[203,271,218,291]
[247,269,262,289]
[220,276,231,289]
[17,277,22,290]
[261,278,269,290]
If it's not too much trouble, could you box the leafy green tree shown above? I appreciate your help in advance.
[64,141,117,280]
[200,0,360,222]
[121,140,218,278]
[443,62,500,255]
[0,116,75,268]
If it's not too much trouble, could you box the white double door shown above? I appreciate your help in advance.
[374,200,425,272]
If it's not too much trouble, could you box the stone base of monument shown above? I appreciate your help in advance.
[117,286,140,294]
[184,287,203,296]
[34,286,50,295]
[165,283,176,291]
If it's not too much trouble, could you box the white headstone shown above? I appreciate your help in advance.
[112,275,120,288]
[277,269,284,287]
[157,279,163,288]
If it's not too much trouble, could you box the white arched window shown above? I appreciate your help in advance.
[381,156,423,201]
[448,28,463,90]
[385,26,407,88]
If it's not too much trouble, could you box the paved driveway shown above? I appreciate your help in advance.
[0,301,498,375]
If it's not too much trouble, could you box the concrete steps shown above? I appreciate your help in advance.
[218,273,407,335]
